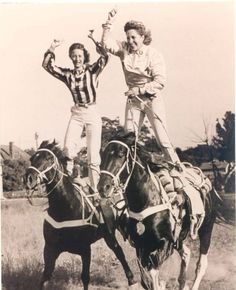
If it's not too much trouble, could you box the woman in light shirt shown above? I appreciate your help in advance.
[101,9,180,164]
[101,10,207,240]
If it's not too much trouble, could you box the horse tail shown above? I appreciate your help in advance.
[211,188,235,226]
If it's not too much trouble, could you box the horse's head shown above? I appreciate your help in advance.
[25,140,69,198]
[98,132,136,198]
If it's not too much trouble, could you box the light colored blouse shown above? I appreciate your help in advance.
[102,27,166,96]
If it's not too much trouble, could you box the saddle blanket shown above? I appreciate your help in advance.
[154,162,212,215]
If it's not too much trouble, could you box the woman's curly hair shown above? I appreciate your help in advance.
[124,20,152,45]
[68,43,90,64]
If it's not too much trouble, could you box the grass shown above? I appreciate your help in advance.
[1,198,236,290]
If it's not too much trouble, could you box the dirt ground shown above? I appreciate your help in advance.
[88,223,236,290]
[1,198,236,290]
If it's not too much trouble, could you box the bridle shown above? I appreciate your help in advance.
[100,140,144,197]
[100,140,178,228]
[27,148,67,199]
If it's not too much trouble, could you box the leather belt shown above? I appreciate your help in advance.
[74,102,95,108]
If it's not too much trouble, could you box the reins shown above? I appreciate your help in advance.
[100,139,144,197]
[27,148,67,201]
[100,138,178,227]
[27,147,101,227]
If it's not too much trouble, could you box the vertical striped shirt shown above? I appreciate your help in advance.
[42,50,109,105]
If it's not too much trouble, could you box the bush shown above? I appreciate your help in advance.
[3,159,30,192]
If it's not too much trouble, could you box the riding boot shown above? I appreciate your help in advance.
[162,146,180,164]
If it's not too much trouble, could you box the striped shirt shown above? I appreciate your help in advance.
[42,50,109,105]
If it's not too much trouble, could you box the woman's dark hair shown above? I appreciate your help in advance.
[124,20,152,45]
[69,43,90,64]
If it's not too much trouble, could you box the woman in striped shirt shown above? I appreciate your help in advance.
[42,39,108,195]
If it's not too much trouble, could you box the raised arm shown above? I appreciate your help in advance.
[42,39,68,82]
[101,9,123,56]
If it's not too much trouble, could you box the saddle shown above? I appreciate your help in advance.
[149,160,212,202]
[149,159,212,240]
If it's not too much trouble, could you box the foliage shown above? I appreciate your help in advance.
[101,116,124,149]
[24,148,36,157]
[212,111,235,163]
[2,158,30,192]
[3,112,234,192]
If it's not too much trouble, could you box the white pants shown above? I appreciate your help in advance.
[64,104,102,191]
[124,94,180,163]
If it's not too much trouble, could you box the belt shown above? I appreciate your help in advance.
[74,102,95,108]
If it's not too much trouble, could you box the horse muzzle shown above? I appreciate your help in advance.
[97,175,115,198]
[25,168,47,191]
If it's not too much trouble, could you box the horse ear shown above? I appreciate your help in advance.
[39,140,48,148]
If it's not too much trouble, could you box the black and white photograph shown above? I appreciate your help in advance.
[1,1,235,289]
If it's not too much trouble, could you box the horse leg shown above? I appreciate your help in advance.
[103,232,136,286]
[191,219,214,290]
[177,243,191,290]
[150,269,166,290]
[80,247,91,290]
[39,243,60,289]
[137,250,165,290]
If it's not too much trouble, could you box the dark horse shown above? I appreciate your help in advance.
[24,140,136,290]
[97,132,226,290]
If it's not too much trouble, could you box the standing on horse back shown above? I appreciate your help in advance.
[101,9,206,240]
[42,39,109,200]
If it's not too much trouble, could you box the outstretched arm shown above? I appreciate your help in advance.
[101,8,123,56]
[42,39,68,82]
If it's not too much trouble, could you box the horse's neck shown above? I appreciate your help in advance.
[127,156,163,211]
[126,160,151,211]
[47,177,84,221]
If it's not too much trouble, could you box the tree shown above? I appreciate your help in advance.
[3,158,30,192]
[24,148,36,157]
[213,111,235,163]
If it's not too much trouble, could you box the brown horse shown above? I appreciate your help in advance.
[97,132,227,290]
[24,140,136,290]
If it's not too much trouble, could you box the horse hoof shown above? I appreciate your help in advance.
[129,282,142,289]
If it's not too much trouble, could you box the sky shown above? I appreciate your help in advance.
[0,1,234,150]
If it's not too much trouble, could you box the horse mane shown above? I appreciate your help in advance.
[109,131,167,169]
[38,140,69,167]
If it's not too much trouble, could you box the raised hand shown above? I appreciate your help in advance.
[107,8,117,24]
[125,87,140,98]
[50,39,63,51]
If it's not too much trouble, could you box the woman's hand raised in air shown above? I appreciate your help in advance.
[107,8,117,23]
[49,39,63,52]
